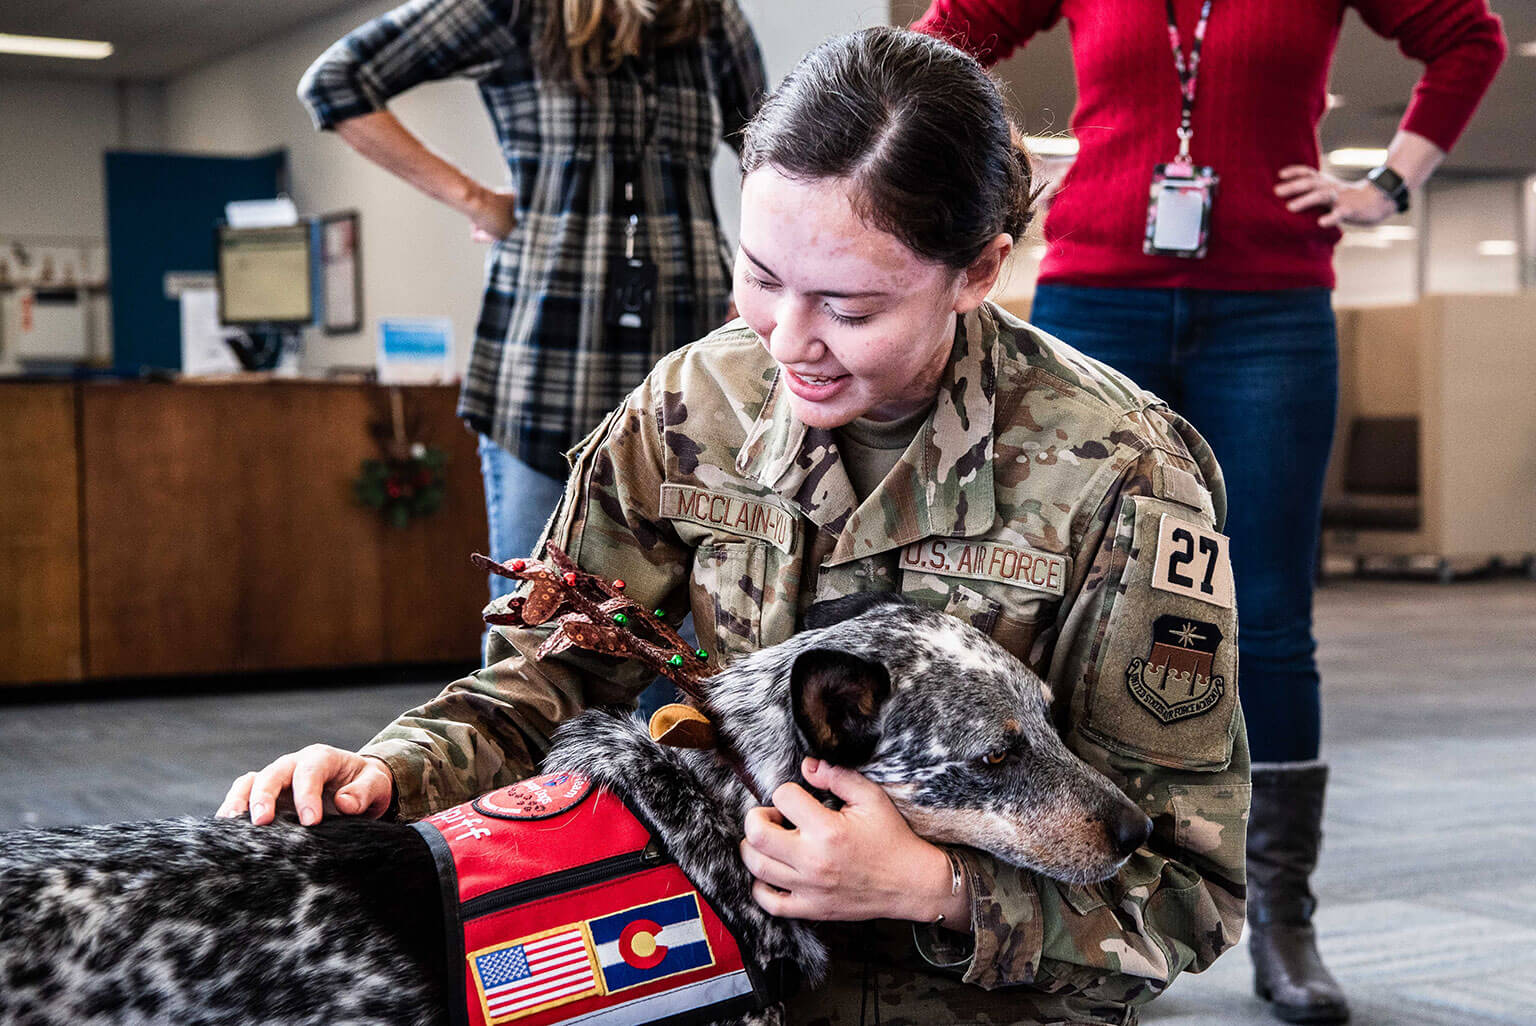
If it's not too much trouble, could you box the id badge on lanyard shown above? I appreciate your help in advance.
[606,71,660,333]
[1144,0,1218,259]
[606,177,659,332]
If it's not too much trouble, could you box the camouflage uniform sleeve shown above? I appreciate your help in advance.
[361,377,692,820]
[918,413,1249,1004]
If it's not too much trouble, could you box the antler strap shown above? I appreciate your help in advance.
[474,545,714,699]
[474,547,771,805]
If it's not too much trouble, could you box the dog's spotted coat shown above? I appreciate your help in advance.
[0,596,1148,1026]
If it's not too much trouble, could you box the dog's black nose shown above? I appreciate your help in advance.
[1108,806,1153,859]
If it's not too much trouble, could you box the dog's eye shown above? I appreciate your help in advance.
[981,749,1008,766]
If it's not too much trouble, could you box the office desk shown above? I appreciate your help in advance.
[3,380,489,684]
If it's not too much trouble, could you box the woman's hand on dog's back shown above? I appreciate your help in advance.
[217,744,396,826]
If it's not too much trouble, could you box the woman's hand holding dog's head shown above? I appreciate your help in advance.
[739,757,970,929]
[217,744,395,826]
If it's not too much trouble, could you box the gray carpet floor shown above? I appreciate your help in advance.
[2,578,1533,1025]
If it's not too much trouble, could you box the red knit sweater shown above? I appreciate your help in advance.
[914,0,1506,290]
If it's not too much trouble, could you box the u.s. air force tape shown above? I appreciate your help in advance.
[659,484,796,554]
[900,538,1068,597]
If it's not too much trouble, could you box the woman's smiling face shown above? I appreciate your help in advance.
[734,168,1002,430]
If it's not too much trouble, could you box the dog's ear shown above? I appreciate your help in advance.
[802,592,912,631]
[790,648,892,767]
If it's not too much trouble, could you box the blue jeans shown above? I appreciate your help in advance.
[1031,284,1338,763]
[477,435,567,604]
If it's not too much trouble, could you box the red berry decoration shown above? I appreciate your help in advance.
[612,579,626,590]
[564,572,578,586]
[511,559,526,571]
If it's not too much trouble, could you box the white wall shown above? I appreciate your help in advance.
[161,0,894,374]
[1423,177,1522,296]
[1525,175,1536,289]
[0,77,162,370]
[0,77,163,239]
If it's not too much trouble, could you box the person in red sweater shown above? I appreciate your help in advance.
[914,1,1506,1022]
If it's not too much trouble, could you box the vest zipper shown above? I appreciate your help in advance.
[460,840,668,920]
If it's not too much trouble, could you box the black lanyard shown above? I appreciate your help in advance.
[618,52,660,259]
[1164,0,1214,163]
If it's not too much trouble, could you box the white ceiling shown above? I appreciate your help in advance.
[0,0,369,80]
[2,0,1533,172]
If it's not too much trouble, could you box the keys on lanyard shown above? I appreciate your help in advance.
[1144,0,1219,259]
[606,58,661,333]
[607,178,658,332]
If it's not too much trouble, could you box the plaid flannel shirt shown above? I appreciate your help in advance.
[299,0,767,477]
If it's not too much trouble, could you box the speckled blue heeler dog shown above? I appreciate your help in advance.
[0,594,1151,1026]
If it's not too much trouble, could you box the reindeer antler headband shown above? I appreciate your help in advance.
[474,546,748,771]
[475,545,713,693]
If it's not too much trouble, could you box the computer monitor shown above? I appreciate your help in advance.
[216,224,314,327]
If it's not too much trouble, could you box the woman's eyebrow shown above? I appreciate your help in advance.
[739,244,889,300]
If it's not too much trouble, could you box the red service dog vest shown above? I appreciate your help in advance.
[412,771,772,1026]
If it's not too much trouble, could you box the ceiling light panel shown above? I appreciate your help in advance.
[1327,147,1390,168]
[0,32,114,60]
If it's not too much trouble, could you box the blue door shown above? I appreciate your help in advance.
[104,150,287,373]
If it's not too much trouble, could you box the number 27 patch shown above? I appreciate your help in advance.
[1150,513,1235,609]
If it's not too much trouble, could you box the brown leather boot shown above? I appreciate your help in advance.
[1247,762,1350,1024]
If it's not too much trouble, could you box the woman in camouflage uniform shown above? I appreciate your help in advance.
[226,28,1249,1025]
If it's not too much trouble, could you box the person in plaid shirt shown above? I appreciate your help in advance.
[299,0,767,600]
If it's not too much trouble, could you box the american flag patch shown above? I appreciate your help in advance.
[471,924,600,1023]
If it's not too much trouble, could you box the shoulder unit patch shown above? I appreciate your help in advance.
[1126,615,1227,723]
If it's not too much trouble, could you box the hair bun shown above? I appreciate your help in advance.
[741,27,1036,269]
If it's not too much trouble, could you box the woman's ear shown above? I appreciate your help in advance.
[954,232,1014,314]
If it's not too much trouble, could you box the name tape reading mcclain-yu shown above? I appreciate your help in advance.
[900,538,1069,597]
[659,484,796,553]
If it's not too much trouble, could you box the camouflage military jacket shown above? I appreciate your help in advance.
[364,303,1250,1025]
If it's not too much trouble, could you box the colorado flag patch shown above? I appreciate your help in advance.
[590,893,716,993]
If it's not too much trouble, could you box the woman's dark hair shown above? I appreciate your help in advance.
[741,26,1035,271]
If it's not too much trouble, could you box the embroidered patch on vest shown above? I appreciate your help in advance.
[469,924,602,1023]
[1149,513,1235,609]
[660,484,795,553]
[474,771,593,821]
[590,893,718,993]
[900,538,1068,597]
[1126,615,1227,723]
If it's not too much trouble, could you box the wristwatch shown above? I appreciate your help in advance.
[1365,165,1410,214]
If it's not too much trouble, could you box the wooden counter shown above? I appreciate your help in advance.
[2,383,82,682]
[3,380,489,684]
